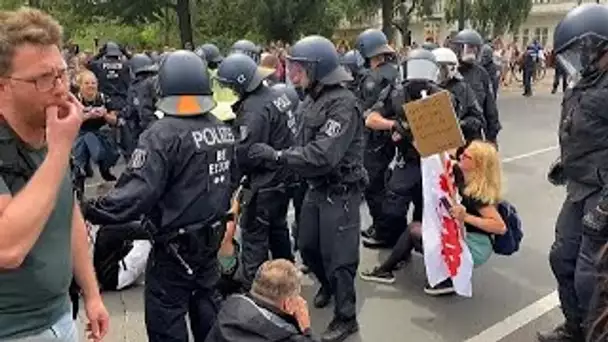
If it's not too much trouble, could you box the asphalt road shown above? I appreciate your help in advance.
[79,87,567,342]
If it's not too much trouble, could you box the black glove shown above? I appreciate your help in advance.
[248,143,280,162]
[547,157,566,186]
[583,206,608,236]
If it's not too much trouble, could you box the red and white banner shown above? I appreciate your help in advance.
[421,153,473,297]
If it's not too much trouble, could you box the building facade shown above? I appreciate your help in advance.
[335,0,605,49]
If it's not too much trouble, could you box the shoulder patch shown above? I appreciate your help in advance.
[323,119,342,137]
[129,148,147,169]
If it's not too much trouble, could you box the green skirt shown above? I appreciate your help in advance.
[466,232,493,267]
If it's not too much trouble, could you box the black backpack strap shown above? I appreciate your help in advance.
[0,133,37,195]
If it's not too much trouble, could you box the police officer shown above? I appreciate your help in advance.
[522,44,536,97]
[248,36,366,342]
[198,43,224,70]
[449,29,501,144]
[230,39,261,63]
[85,50,235,342]
[480,43,499,99]
[118,53,158,159]
[364,49,443,250]
[540,4,608,341]
[269,83,307,252]
[340,49,366,93]
[88,41,131,110]
[215,53,295,290]
[432,47,485,141]
[354,29,399,247]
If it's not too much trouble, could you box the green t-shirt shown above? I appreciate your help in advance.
[0,128,74,339]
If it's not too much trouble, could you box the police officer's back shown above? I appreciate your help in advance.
[247,36,366,342]
[85,50,234,342]
[541,4,608,342]
[450,29,501,143]
[88,41,131,110]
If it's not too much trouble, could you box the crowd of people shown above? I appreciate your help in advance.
[2,3,608,342]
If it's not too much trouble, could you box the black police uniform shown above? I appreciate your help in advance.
[480,44,499,99]
[451,30,501,143]
[355,29,399,240]
[119,54,158,159]
[270,83,307,251]
[522,45,536,96]
[540,5,608,341]
[369,79,443,245]
[88,44,131,111]
[249,36,366,342]
[215,53,295,290]
[85,50,235,342]
[458,63,500,142]
[442,74,486,141]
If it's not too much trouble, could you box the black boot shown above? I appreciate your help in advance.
[313,286,332,308]
[321,317,359,342]
[537,323,584,342]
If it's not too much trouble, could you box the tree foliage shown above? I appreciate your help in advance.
[444,0,532,37]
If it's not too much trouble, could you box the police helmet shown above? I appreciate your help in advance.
[230,39,260,62]
[553,3,608,78]
[341,50,365,76]
[215,53,274,96]
[406,48,439,82]
[129,53,158,76]
[194,45,207,60]
[451,29,484,46]
[432,47,458,65]
[103,41,122,58]
[270,83,300,113]
[450,29,483,63]
[156,50,216,116]
[355,29,395,59]
[287,35,353,87]
[200,43,224,64]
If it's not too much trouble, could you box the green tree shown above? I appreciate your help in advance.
[444,0,532,37]
[353,0,438,42]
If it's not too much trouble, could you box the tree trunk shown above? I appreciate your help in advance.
[175,0,194,49]
[382,0,394,42]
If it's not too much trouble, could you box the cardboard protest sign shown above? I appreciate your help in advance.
[402,90,464,157]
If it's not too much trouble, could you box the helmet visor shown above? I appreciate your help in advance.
[285,59,312,87]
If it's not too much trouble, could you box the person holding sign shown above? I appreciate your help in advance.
[362,48,444,249]
[360,141,506,295]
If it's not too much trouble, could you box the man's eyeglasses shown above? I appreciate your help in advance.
[8,69,69,92]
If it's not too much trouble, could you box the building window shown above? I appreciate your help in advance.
[522,28,530,48]
[541,27,549,46]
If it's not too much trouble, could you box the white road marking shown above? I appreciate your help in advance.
[463,290,560,342]
[501,146,558,163]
